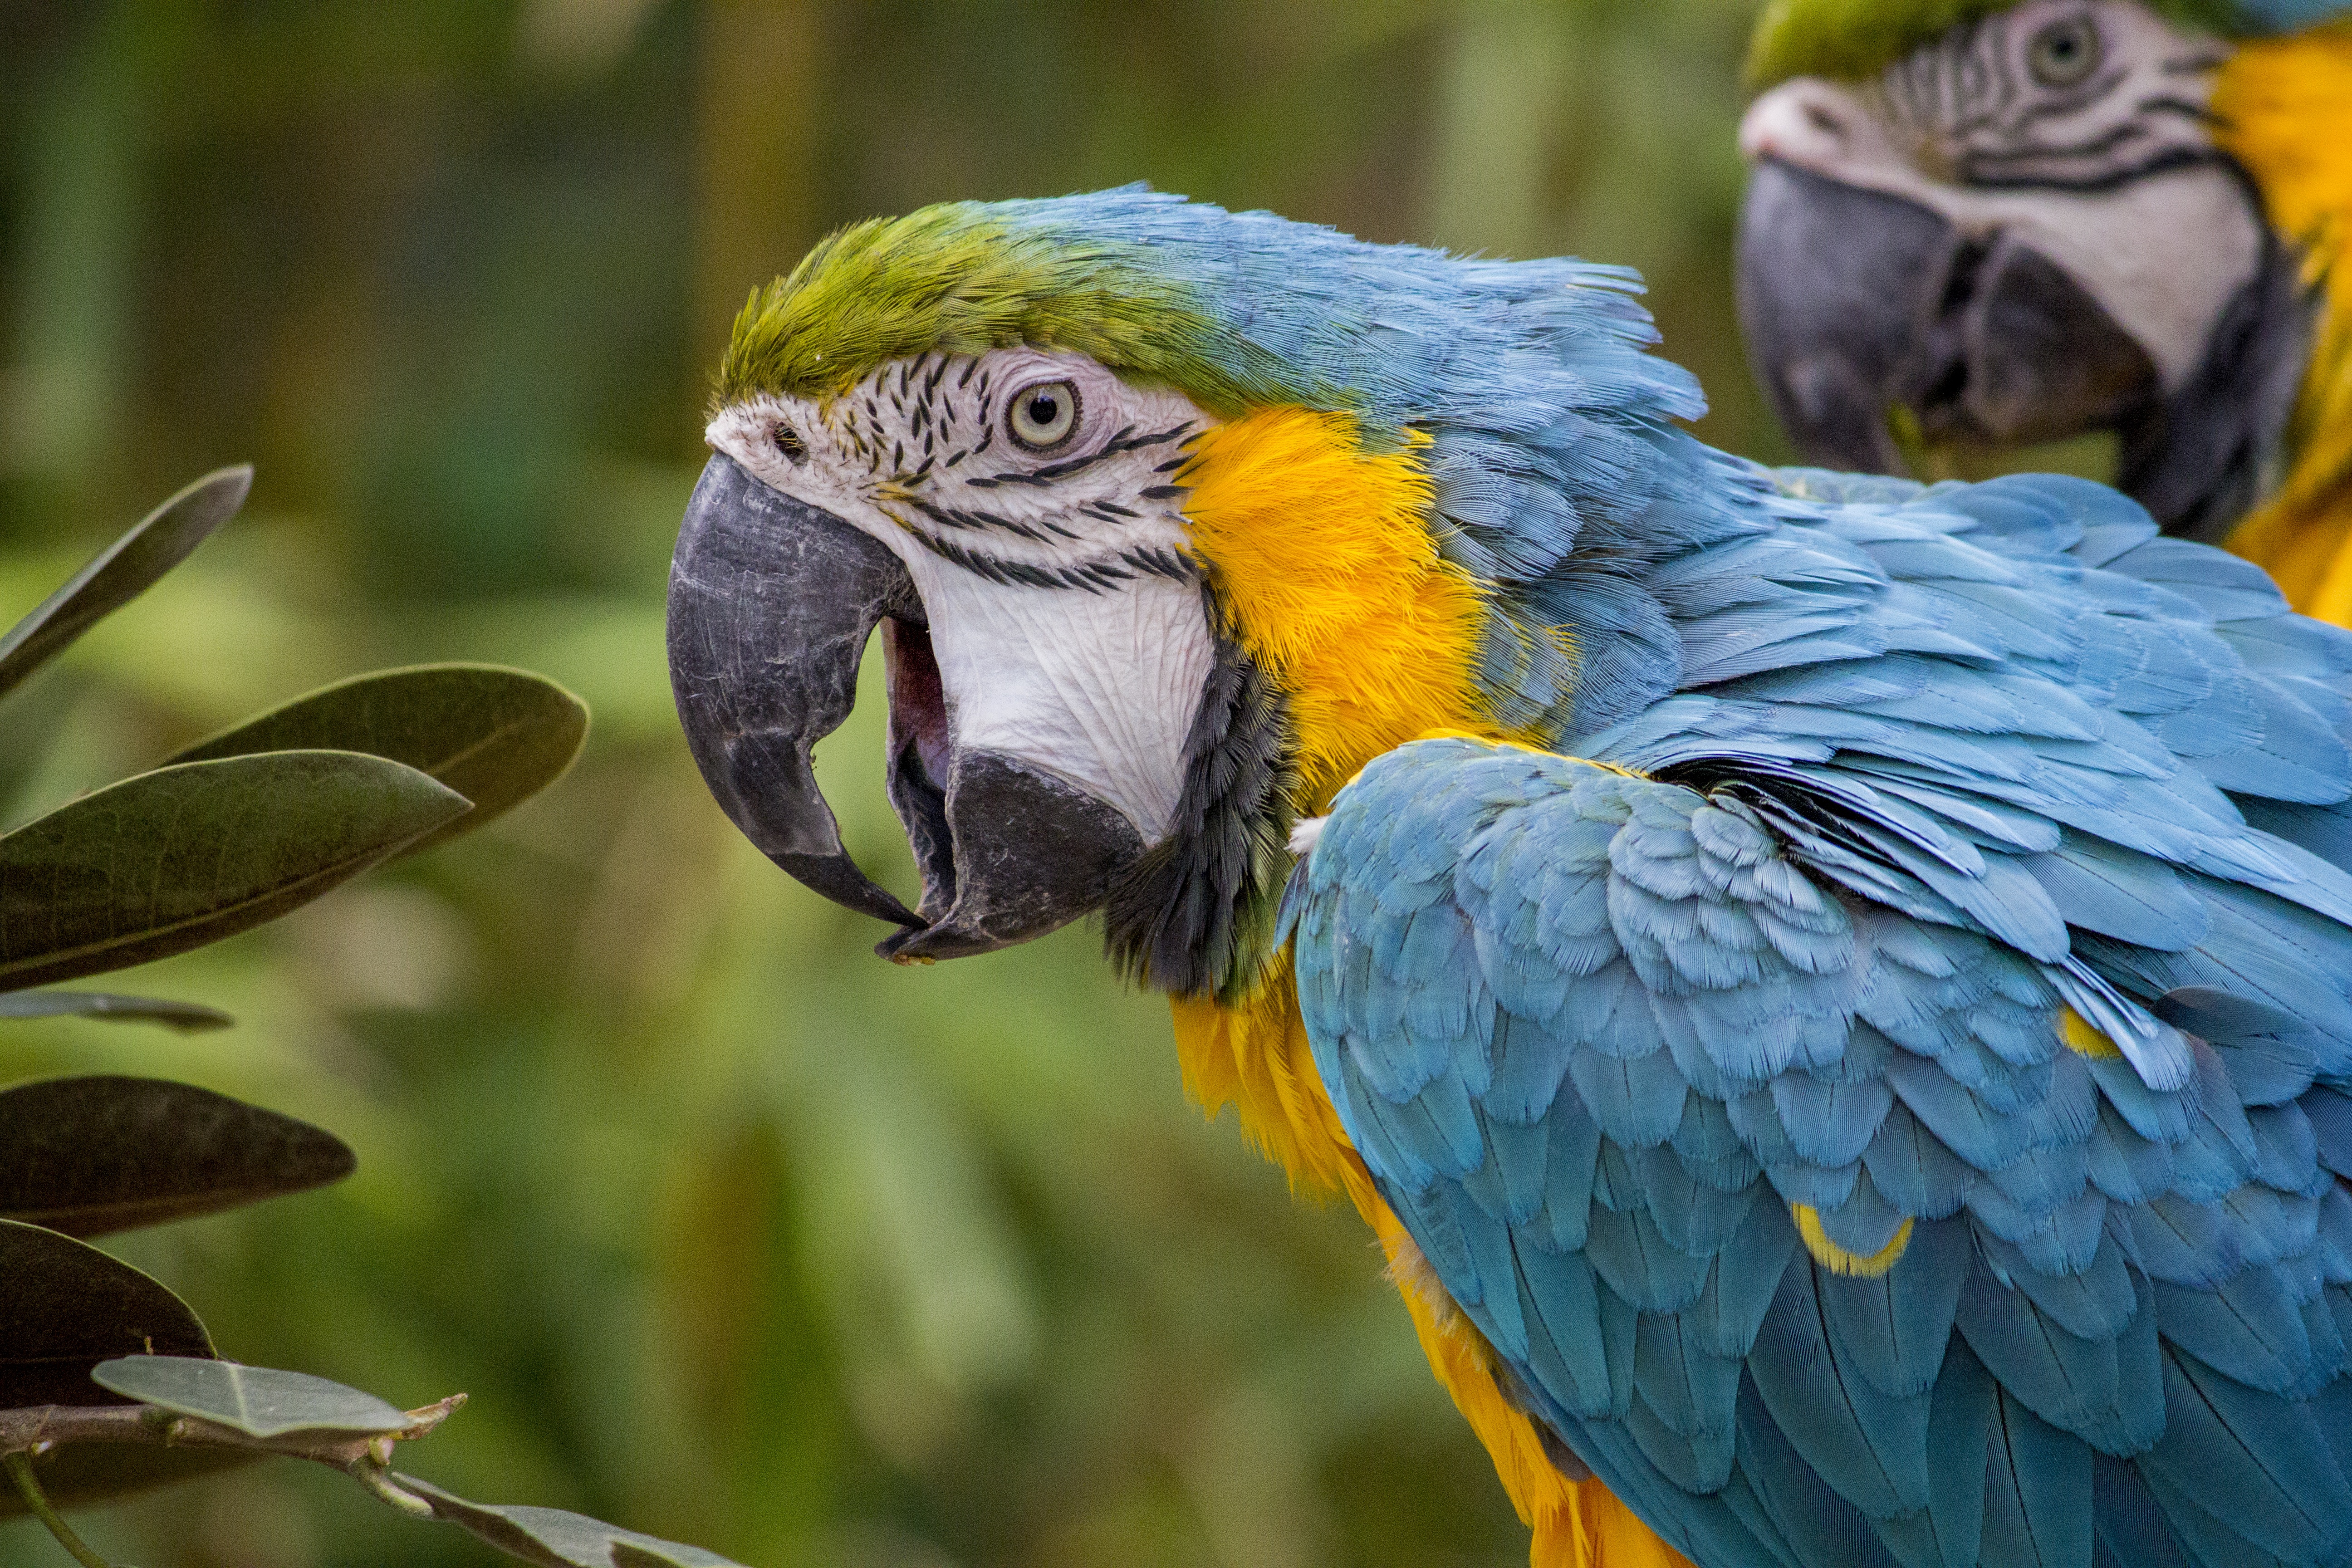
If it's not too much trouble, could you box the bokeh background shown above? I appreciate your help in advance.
[0,3,1778,1564]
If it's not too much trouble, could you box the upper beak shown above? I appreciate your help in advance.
[1735,158,2159,472]
[667,453,1145,961]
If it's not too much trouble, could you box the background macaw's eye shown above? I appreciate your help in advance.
[2026,15,2101,87]
[772,421,806,463]
[1008,380,1081,451]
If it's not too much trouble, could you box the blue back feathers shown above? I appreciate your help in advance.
[1102,190,2352,1568]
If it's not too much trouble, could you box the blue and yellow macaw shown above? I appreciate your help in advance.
[668,188,2352,1568]
[1736,0,2352,617]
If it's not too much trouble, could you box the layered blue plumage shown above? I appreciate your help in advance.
[1286,462,2352,1567]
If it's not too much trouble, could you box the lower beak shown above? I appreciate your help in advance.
[1735,159,2158,471]
[667,453,1144,960]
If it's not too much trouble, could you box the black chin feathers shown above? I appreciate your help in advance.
[2117,223,2313,544]
[1102,605,1295,1003]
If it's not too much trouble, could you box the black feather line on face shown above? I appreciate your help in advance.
[1102,599,1296,1003]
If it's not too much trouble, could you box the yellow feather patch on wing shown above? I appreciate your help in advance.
[2061,1006,2124,1061]
[2215,24,2352,622]
[1178,407,1504,810]
[1792,1203,1915,1278]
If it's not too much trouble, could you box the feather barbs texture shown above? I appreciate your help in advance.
[1793,1204,1916,1276]
[1178,407,1526,811]
[2061,1006,2125,1061]
[2217,23,2352,621]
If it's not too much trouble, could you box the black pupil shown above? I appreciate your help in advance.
[2050,31,2078,59]
[1028,392,1060,425]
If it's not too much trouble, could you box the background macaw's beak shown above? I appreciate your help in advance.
[1735,159,2159,475]
[667,453,1144,962]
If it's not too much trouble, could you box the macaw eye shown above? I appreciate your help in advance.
[2026,15,2101,88]
[1007,380,1081,452]
[772,421,807,463]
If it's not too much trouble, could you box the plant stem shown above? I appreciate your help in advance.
[4,1450,118,1568]
[0,1392,464,1534]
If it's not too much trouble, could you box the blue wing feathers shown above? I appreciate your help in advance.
[1289,460,2352,1565]
[1818,1216,1972,1397]
[1926,1338,1999,1568]
[1750,1259,1933,1519]
[1982,1388,2094,1568]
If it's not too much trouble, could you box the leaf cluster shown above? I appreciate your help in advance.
[0,472,739,1566]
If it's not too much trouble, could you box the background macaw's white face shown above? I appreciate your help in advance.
[1735,0,2306,540]
[683,349,1224,960]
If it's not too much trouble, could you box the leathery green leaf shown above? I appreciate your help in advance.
[90,1356,409,1439]
[0,990,231,1030]
[0,750,470,991]
[0,1219,212,1409]
[0,468,250,706]
[167,664,588,854]
[392,1474,749,1568]
[0,1075,353,1238]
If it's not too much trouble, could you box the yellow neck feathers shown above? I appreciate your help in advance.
[2216,24,2352,620]
[1177,407,1497,811]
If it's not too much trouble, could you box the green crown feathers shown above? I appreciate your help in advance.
[714,201,1238,412]
[1744,0,2342,89]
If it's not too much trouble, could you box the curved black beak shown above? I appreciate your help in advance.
[669,452,925,927]
[1736,159,2157,474]
[667,453,1146,960]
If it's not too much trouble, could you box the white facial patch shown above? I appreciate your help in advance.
[1740,0,2259,392]
[706,349,1220,845]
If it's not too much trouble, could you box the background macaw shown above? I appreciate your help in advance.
[668,188,2352,1568]
[1735,0,2352,616]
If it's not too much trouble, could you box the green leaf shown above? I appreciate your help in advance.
[0,1220,211,1408]
[0,1447,254,1520]
[167,664,588,855]
[0,1075,353,1237]
[0,991,231,1030]
[391,1475,749,1568]
[0,749,470,991]
[608,1542,744,1568]
[89,1356,409,1439]
[0,468,250,707]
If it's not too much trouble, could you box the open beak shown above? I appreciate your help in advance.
[667,453,1145,961]
[1735,159,2158,472]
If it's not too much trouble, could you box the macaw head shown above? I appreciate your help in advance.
[668,189,1703,998]
[1736,0,2351,540]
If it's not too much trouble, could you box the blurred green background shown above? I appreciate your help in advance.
[0,3,1775,1564]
